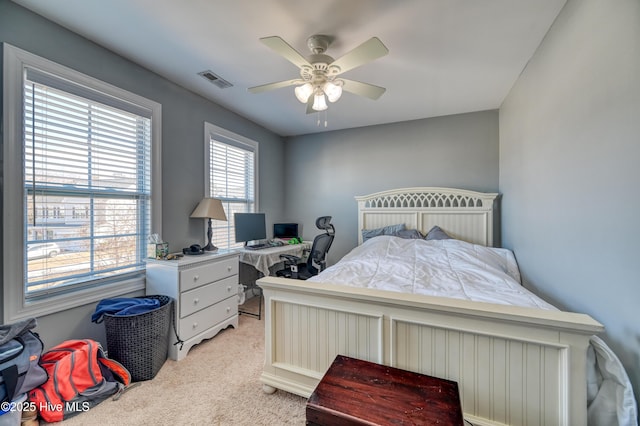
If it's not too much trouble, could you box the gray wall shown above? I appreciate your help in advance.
[499,0,640,407]
[0,1,285,347]
[283,110,499,262]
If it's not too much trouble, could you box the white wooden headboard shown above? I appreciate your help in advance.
[355,187,499,246]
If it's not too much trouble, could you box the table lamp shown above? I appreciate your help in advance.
[190,198,227,251]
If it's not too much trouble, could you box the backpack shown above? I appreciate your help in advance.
[29,339,131,423]
[0,318,48,403]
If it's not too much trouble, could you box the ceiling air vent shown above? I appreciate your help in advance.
[198,70,233,89]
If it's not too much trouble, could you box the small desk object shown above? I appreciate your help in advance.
[306,355,464,426]
[236,242,310,319]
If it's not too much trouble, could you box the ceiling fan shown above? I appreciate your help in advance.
[248,35,389,114]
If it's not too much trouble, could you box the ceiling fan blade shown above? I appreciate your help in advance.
[248,79,301,94]
[341,79,386,100]
[260,36,311,69]
[306,96,314,114]
[330,37,389,74]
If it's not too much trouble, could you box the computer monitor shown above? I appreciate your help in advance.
[273,223,298,240]
[234,213,266,247]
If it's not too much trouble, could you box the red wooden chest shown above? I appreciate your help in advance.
[306,355,464,425]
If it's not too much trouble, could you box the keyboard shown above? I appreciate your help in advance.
[245,243,268,250]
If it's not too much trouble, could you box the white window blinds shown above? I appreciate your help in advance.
[24,67,152,297]
[207,138,256,249]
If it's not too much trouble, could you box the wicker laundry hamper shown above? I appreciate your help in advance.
[103,295,172,382]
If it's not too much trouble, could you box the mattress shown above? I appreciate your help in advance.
[308,235,556,310]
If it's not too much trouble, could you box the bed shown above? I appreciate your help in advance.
[257,187,628,425]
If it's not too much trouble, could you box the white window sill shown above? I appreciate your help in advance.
[4,276,146,322]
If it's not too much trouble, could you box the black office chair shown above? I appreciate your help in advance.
[277,216,335,280]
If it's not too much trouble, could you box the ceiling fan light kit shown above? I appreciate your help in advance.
[294,81,341,109]
[249,34,388,118]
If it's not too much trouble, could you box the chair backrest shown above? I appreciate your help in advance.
[306,216,335,276]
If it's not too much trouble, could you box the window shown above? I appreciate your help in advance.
[204,122,258,250]
[3,44,162,321]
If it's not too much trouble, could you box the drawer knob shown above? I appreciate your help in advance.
[227,266,232,272]
[226,306,230,313]
[193,275,199,281]
[193,298,199,305]
[227,286,232,292]
[192,322,198,329]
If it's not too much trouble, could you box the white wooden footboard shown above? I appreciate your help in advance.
[259,277,603,426]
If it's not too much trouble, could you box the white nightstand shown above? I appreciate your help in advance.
[146,250,239,360]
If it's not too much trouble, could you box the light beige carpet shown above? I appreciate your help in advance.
[45,297,307,425]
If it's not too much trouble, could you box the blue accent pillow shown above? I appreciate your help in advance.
[425,226,452,241]
[396,229,424,239]
[362,223,406,241]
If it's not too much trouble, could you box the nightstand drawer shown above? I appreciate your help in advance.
[180,275,237,318]
[179,297,237,341]
[180,256,238,292]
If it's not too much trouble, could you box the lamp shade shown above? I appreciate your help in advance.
[323,81,343,103]
[294,83,314,103]
[312,93,328,111]
[190,198,227,221]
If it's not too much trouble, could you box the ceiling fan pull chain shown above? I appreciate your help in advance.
[324,110,328,128]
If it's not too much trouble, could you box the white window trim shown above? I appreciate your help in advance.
[2,44,162,322]
[203,122,259,246]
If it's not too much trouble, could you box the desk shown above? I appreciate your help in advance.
[237,242,310,277]
[236,242,310,319]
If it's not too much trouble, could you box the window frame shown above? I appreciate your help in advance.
[2,44,162,322]
[203,122,259,250]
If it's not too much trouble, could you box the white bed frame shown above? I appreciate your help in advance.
[258,187,603,426]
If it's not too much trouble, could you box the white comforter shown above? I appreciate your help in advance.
[308,235,638,425]
[309,236,557,310]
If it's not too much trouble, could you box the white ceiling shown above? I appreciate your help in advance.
[12,0,566,137]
